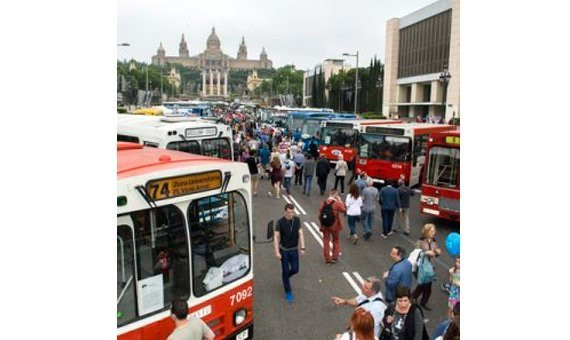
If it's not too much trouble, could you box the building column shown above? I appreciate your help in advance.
[209,69,214,96]
[223,71,228,96]
[202,71,206,96]
[216,70,221,96]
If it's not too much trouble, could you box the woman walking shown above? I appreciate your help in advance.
[412,223,442,310]
[269,155,283,199]
[345,183,363,245]
[334,154,349,194]
[382,286,426,340]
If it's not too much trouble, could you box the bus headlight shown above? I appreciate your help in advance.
[234,308,247,326]
[420,195,439,205]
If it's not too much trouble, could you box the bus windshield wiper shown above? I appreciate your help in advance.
[178,134,187,141]
[221,171,231,193]
[135,185,157,209]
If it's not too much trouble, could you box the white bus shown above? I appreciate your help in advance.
[117,114,234,160]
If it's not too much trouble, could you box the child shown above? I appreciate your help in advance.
[447,256,460,308]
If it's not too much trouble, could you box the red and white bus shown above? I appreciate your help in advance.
[117,142,253,340]
[420,130,460,221]
[355,123,455,187]
[318,119,401,165]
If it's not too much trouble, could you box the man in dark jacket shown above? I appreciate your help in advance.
[315,154,330,195]
[395,178,414,236]
[379,180,401,238]
[383,246,413,303]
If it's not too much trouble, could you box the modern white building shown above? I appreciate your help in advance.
[303,59,352,107]
[383,0,460,121]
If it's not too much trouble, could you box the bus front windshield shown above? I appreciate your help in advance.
[301,119,322,137]
[271,116,286,128]
[320,127,357,146]
[358,133,411,162]
[425,146,460,188]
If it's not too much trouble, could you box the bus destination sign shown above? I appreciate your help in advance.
[146,171,222,201]
[365,126,405,136]
[445,136,460,145]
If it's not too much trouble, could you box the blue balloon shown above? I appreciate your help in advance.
[445,232,460,256]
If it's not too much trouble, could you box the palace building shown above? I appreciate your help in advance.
[151,27,273,98]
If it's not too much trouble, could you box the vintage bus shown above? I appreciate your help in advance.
[420,130,460,221]
[286,111,336,141]
[318,119,401,165]
[117,142,253,340]
[355,123,455,187]
[162,101,212,117]
[117,114,234,161]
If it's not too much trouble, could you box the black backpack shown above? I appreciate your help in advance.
[319,201,336,227]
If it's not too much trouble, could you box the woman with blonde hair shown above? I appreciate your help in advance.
[412,223,442,310]
[335,308,377,340]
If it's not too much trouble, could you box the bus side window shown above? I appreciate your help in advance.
[202,138,231,160]
[117,135,140,144]
[167,141,201,155]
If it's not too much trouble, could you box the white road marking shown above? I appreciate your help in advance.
[311,222,333,250]
[342,272,362,295]
[282,195,301,215]
[288,195,307,215]
[352,272,365,285]
[304,221,323,248]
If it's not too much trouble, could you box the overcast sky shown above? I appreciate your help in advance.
[118,0,436,70]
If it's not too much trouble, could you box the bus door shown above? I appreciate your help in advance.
[410,134,429,186]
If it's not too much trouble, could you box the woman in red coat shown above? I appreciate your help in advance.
[319,189,347,264]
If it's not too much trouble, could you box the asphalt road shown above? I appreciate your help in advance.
[251,171,459,339]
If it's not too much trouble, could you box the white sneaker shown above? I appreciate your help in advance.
[268,192,272,197]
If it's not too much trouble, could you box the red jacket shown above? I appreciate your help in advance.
[319,197,347,233]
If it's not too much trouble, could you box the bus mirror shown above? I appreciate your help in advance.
[267,221,274,240]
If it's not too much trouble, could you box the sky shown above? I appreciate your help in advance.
[118,0,437,71]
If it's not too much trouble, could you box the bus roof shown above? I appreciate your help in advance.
[117,142,229,179]
[117,114,230,135]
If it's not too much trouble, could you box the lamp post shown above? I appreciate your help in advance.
[343,51,359,114]
[439,68,451,119]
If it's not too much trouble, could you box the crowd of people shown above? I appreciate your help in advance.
[176,107,461,340]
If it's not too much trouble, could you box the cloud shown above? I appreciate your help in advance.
[118,0,437,69]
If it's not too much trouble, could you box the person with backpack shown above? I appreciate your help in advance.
[383,246,413,304]
[332,276,387,338]
[381,286,428,340]
[318,189,346,264]
[411,224,442,311]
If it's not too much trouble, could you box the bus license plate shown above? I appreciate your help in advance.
[236,329,249,340]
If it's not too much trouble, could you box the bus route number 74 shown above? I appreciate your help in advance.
[230,286,253,306]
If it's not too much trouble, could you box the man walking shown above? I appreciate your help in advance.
[315,154,330,195]
[303,154,316,196]
[361,178,379,240]
[395,178,414,235]
[379,180,401,238]
[318,189,346,264]
[383,246,413,303]
[293,149,305,186]
[274,203,306,302]
[354,170,367,195]
[332,276,387,337]
[168,299,215,340]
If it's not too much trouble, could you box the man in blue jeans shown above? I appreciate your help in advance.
[361,178,379,240]
[274,203,306,302]
[379,180,401,238]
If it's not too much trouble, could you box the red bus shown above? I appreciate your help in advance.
[420,130,460,221]
[355,123,455,187]
[318,119,401,165]
[117,142,253,340]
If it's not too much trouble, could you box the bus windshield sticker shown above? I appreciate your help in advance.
[136,275,164,316]
[146,171,222,201]
[386,136,409,144]
[324,136,331,144]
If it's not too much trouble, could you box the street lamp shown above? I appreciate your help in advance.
[439,68,451,120]
[343,51,359,114]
